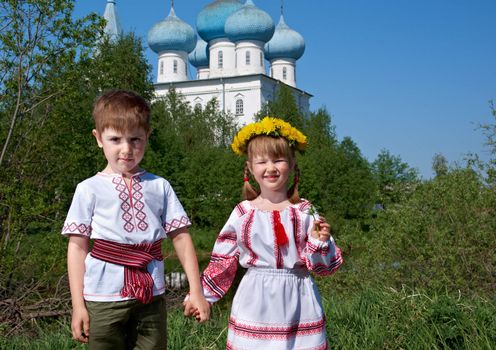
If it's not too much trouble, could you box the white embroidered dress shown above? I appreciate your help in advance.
[201,200,343,350]
[62,171,191,302]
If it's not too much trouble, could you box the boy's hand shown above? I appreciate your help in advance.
[311,217,331,242]
[71,306,90,343]
[183,299,196,317]
[185,292,210,323]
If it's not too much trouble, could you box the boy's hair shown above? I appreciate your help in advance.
[93,90,151,134]
[243,135,301,204]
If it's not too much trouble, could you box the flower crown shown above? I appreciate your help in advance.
[231,117,307,156]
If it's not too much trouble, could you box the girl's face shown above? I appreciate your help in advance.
[248,153,293,195]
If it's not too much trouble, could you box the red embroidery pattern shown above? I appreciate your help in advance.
[235,202,248,217]
[241,210,257,266]
[228,316,326,340]
[227,340,327,350]
[112,176,148,233]
[202,252,239,299]
[217,231,237,244]
[306,247,343,276]
[63,222,91,236]
[131,178,148,231]
[307,240,330,256]
[298,200,312,212]
[163,216,191,233]
[290,207,303,258]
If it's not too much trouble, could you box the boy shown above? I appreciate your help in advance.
[62,90,209,349]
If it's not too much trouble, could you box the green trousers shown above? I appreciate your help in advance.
[85,295,167,350]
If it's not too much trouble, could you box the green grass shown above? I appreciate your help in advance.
[2,287,494,350]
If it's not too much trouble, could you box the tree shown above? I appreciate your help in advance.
[0,0,102,166]
[254,84,304,130]
[0,16,155,298]
[432,153,449,177]
[371,149,419,207]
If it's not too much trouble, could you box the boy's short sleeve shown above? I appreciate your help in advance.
[162,181,191,235]
[62,183,94,237]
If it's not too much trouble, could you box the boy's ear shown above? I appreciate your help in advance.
[92,129,103,148]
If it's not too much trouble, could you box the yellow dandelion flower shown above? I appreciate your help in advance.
[230,117,307,156]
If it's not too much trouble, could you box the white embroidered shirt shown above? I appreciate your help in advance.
[62,171,191,301]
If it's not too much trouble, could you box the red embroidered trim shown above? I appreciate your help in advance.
[217,231,237,244]
[307,247,343,276]
[227,340,327,350]
[63,222,92,236]
[201,252,239,299]
[112,176,148,233]
[298,200,312,212]
[228,316,326,340]
[163,215,191,233]
[241,210,257,266]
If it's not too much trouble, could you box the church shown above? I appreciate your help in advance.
[103,0,312,126]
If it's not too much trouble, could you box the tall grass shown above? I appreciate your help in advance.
[2,286,493,349]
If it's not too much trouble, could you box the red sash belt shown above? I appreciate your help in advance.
[91,239,163,304]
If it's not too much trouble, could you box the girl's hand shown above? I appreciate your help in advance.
[185,292,211,323]
[71,305,90,343]
[311,217,332,242]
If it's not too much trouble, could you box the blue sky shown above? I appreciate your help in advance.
[74,1,496,179]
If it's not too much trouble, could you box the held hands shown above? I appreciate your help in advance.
[311,216,332,242]
[71,306,90,343]
[183,291,211,323]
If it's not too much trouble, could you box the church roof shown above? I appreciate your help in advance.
[225,0,275,43]
[196,0,243,42]
[264,14,305,60]
[103,0,122,42]
[148,7,196,53]
[189,37,209,68]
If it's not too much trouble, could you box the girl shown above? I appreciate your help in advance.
[186,117,343,349]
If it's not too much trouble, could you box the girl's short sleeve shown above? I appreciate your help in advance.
[61,183,94,237]
[162,180,191,235]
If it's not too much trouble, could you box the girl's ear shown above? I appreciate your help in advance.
[92,129,103,148]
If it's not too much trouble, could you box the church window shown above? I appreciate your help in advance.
[195,103,202,110]
[283,67,287,80]
[235,99,244,115]
[159,61,164,75]
[260,52,263,66]
[246,51,251,65]
[173,60,178,73]
[218,50,223,69]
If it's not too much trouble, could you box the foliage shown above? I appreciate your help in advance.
[145,90,242,229]
[0,0,103,166]
[361,167,496,295]
[371,149,419,207]
[326,287,496,350]
[0,8,154,298]
[254,84,304,130]
[299,108,376,223]
[432,153,449,178]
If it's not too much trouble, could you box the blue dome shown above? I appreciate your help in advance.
[264,15,305,60]
[225,0,275,43]
[188,38,209,67]
[148,8,196,53]
[196,0,243,42]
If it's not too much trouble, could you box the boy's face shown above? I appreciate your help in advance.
[92,127,148,177]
